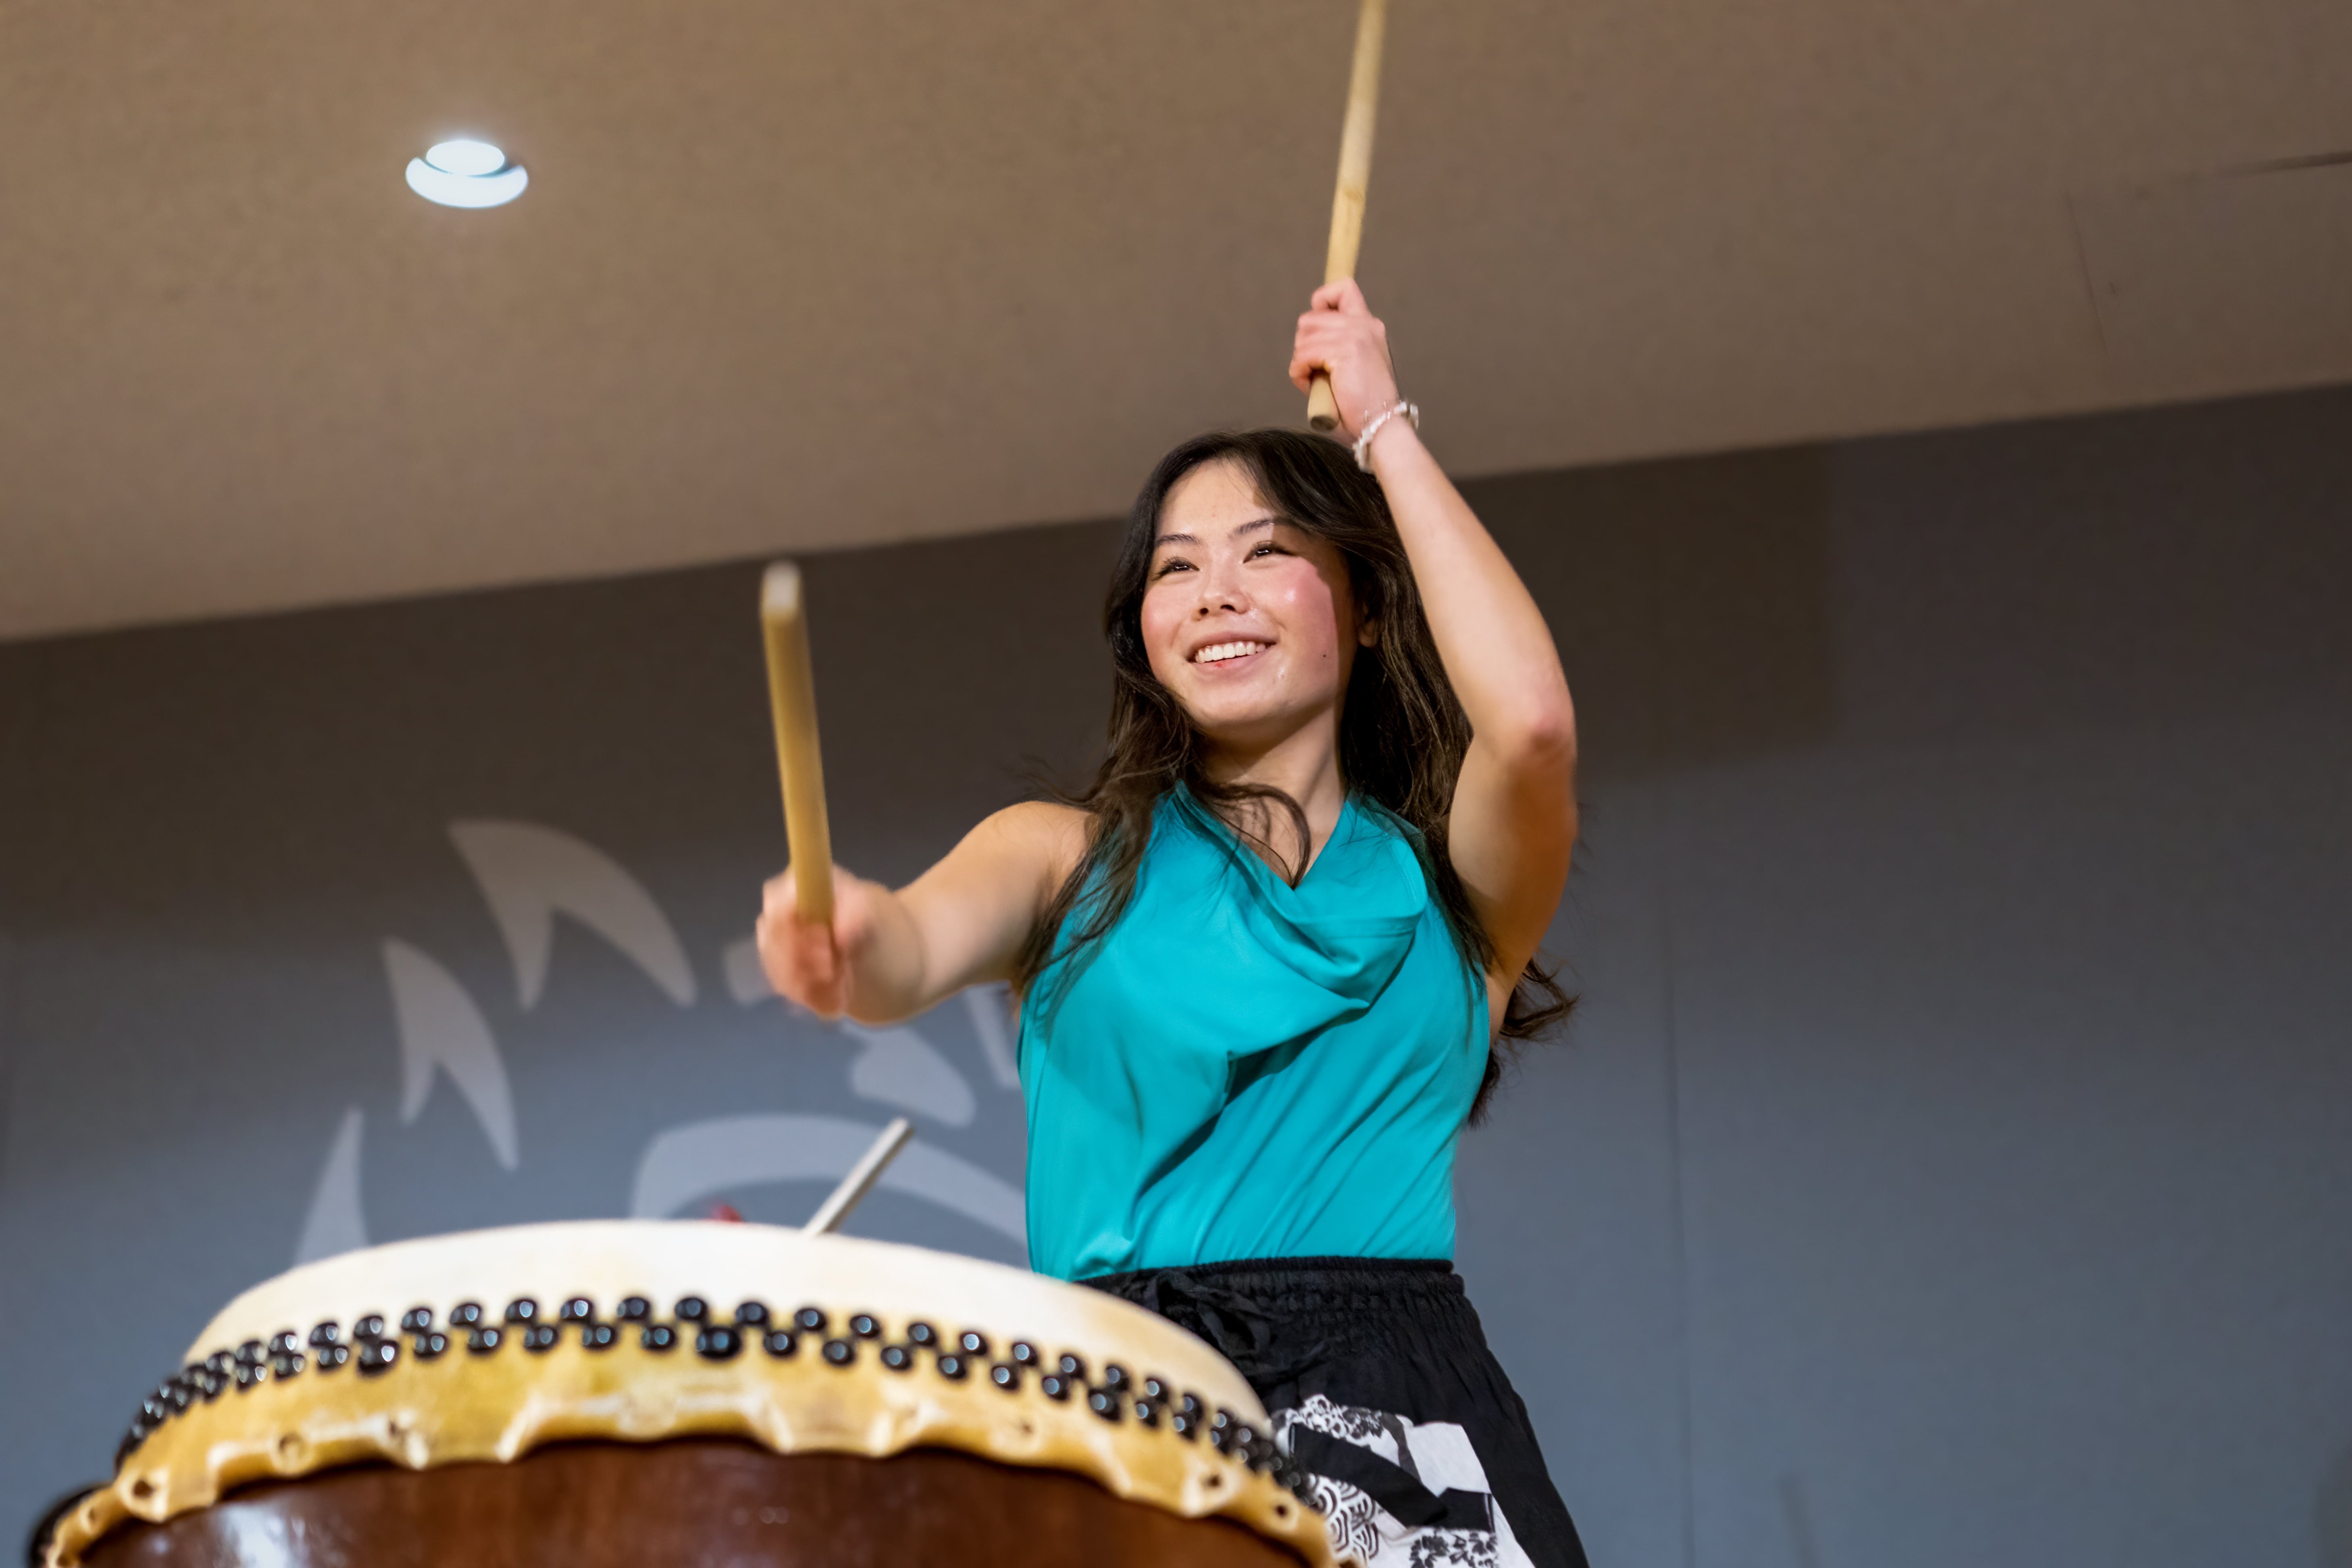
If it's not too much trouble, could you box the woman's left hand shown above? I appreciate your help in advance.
[1289,279,1402,441]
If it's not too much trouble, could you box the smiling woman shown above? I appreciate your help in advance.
[756,282,1587,1567]
[1022,419,1574,1091]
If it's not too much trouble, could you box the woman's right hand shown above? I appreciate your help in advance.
[756,863,888,1020]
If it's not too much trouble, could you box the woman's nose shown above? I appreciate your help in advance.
[1195,566,1248,615]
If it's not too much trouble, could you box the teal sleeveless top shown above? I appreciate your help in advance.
[1017,787,1488,1282]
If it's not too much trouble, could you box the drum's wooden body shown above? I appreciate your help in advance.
[51,1224,1330,1568]
[82,1443,1302,1567]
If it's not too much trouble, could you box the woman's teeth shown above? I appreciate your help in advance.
[1193,640,1268,664]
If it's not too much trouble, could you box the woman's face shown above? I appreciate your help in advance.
[1139,458,1373,754]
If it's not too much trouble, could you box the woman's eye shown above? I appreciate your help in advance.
[1152,558,1194,579]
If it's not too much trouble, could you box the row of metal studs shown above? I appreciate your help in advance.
[117,1296,1314,1503]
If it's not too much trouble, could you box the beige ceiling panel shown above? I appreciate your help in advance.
[2,0,2348,640]
[2072,158,2352,400]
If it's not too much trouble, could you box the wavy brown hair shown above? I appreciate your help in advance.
[1012,428,1571,1121]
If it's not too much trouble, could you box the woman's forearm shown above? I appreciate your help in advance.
[1367,422,1576,761]
[831,802,1084,1026]
[840,885,935,1025]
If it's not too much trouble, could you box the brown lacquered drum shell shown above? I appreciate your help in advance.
[83,1442,1303,1568]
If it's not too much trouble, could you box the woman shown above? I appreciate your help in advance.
[758,280,1586,1567]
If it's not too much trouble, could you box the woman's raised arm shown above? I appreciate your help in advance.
[757,800,1087,1025]
[1290,281,1579,1016]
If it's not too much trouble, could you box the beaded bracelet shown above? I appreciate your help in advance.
[1351,399,1420,471]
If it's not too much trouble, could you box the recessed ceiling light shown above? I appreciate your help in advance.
[406,139,529,209]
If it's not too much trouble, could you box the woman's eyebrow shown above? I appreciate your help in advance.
[1155,516,1278,548]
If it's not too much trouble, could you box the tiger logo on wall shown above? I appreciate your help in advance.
[294,819,1027,1267]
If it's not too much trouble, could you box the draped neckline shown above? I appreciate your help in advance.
[1171,782,1364,895]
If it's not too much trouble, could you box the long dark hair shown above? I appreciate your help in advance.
[1012,428,1571,1120]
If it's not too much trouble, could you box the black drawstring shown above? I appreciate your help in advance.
[1285,1428,1494,1531]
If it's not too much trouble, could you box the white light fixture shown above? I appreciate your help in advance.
[406,139,529,208]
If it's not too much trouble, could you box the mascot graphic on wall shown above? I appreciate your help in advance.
[295,820,1026,1266]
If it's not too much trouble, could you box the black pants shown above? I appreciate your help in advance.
[1082,1256,1589,1568]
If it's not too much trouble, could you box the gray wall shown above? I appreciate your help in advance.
[3,386,2348,1566]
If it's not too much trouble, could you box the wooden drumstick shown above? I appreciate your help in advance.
[761,562,834,926]
[803,1117,915,1235]
[1305,0,1389,433]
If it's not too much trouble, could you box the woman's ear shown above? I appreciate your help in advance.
[1357,615,1381,649]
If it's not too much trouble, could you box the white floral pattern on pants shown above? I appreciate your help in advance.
[1273,1394,1534,1568]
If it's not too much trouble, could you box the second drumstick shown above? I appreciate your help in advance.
[1306,0,1389,433]
[761,561,835,926]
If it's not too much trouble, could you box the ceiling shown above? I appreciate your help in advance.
[4,0,2348,641]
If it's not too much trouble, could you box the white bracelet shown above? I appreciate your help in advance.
[1352,399,1420,471]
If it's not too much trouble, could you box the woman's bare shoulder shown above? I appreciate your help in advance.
[971,800,1091,889]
